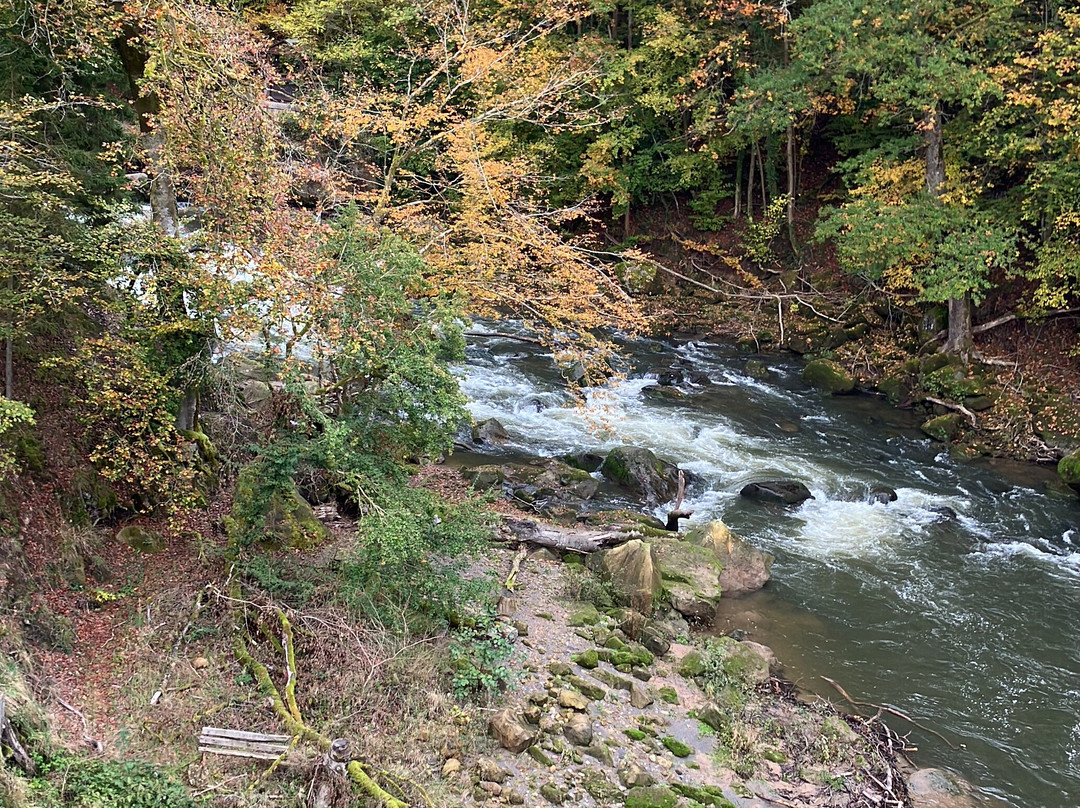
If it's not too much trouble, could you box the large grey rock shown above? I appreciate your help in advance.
[740,480,813,506]
[488,709,537,753]
[600,446,680,506]
[653,538,723,620]
[595,539,662,614]
[472,418,510,445]
[685,520,773,597]
[907,768,1001,808]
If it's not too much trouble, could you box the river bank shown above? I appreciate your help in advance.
[454,327,1080,808]
[639,290,1080,490]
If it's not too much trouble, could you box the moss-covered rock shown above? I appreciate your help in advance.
[581,768,621,803]
[625,785,678,808]
[670,784,737,808]
[226,463,328,550]
[658,686,679,704]
[1058,449,1080,494]
[661,736,693,757]
[921,413,964,443]
[653,538,724,620]
[539,783,566,804]
[802,359,855,394]
[599,446,681,507]
[116,525,166,554]
[567,603,601,627]
[679,650,707,677]
[594,539,662,613]
[573,649,599,668]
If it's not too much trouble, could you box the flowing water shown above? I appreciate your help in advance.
[455,324,1080,808]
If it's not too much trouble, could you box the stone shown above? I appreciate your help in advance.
[658,686,679,704]
[594,539,663,613]
[625,785,678,808]
[472,417,510,445]
[561,451,605,472]
[539,783,566,804]
[739,480,813,506]
[802,358,855,394]
[558,689,589,711]
[644,367,684,386]
[630,681,655,708]
[549,661,572,677]
[741,640,778,672]
[567,603,601,626]
[584,743,614,766]
[462,465,504,490]
[564,713,594,746]
[907,768,984,808]
[922,414,964,442]
[713,637,770,687]
[696,702,729,733]
[507,791,526,805]
[678,650,707,677]
[685,520,774,598]
[488,708,537,753]
[1058,448,1080,495]
[527,746,555,766]
[662,736,692,757]
[821,715,859,745]
[567,675,606,701]
[581,768,621,803]
[653,538,724,619]
[116,526,166,554]
[475,757,509,783]
[599,446,681,507]
[192,656,209,670]
[618,760,656,788]
[869,486,898,504]
[227,465,328,550]
[572,649,599,668]
[589,668,632,692]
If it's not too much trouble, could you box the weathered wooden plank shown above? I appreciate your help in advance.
[201,726,292,743]
[198,736,289,753]
[198,745,283,761]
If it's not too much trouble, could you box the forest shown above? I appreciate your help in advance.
[1,0,1078,806]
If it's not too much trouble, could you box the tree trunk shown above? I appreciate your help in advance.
[924,105,971,359]
[733,151,743,220]
[786,124,798,253]
[746,147,755,220]
[4,276,12,400]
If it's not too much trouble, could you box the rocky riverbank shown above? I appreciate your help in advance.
[453,529,998,808]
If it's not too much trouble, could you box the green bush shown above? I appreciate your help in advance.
[31,757,195,808]
[449,608,516,700]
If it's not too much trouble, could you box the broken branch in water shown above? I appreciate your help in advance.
[821,676,959,750]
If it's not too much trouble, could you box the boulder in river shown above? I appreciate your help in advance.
[739,480,813,506]
[868,486,898,505]
[802,358,856,394]
[600,446,680,506]
[644,367,684,386]
[685,520,773,597]
[472,417,510,445]
[1058,448,1080,495]
[907,767,1001,808]
[594,539,663,614]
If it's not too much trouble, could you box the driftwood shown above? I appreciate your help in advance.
[463,330,544,345]
[821,676,959,751]
[665,470,693,531]
[923,396,978,427]
[498,518,640,554]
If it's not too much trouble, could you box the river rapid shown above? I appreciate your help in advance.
[454,324,1080,808]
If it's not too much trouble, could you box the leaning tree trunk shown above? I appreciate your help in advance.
[115,29,199,430]
[924,105,973,360]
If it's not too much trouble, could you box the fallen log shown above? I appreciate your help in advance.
[498,518,643,554]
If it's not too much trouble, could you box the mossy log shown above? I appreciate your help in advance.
[229,587,408,808]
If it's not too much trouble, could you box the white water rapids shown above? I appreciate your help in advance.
[454,325,1080,808]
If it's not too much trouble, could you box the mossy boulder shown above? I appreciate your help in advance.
[1058,449,1080,495]
[625,785,678,808]
[685,520,773,597]
[661,737,693,757]
[652,538,723,620]
[802,359,855,394]
[710,637,771,687]
[679,650,707,677]
[226,464,329,550]
[594,539,662,613]
[1034,400,1080,454]
[600,446,680,507]
[740,480,813,505]
[116,525,166,554]
[921,414,964,443]
[567,603,602,627]
[461,464,504,490]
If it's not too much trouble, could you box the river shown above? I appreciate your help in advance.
[454,324,1080,808]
